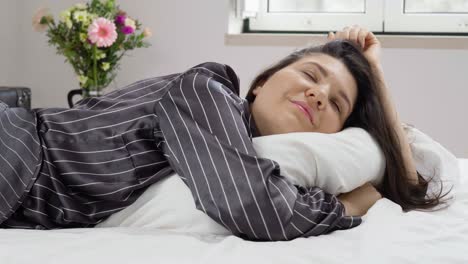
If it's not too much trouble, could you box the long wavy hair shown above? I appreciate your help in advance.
[245,40,451,212]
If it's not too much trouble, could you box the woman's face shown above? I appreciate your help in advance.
[250,53,358,136]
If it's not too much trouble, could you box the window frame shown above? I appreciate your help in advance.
[244,0,468,34]
[247,0,385,32]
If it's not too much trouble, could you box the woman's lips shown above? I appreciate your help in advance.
[291,100,314,125]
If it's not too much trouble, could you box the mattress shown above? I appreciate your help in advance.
[1,159,467,264]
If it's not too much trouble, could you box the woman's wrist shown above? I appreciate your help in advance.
[338,198,356,216]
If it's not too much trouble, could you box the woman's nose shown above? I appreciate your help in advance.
[305,88,328,110]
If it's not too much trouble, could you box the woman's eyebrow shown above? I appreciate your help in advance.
[303,62,328,77]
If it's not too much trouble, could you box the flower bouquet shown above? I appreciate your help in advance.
[32,0,151,101]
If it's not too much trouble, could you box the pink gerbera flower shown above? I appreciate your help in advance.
[87,17,117,47]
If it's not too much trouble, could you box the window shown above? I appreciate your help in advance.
[243,0,468,34]
[385,0,468,33]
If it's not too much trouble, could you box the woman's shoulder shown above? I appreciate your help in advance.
[185,62,240,96]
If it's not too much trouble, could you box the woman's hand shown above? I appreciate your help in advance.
[337,182,383,216]
[327,25,381,66]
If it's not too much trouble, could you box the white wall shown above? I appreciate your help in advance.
[0,0,19,85]
[2,0,468,158]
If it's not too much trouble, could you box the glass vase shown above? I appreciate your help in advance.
[81,86,105,98]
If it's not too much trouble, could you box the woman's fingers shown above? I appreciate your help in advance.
[349,28,360,44]
[328,25,370,49]
[357,28,368,49]
[336,26,350,40]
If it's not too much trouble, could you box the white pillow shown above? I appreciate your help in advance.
[402,124,460,200]
[252,127,386,195]
[96,127,385,234]
[95,173,232,235]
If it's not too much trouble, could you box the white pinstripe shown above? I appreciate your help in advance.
[235,148,272,240]
[159,129,180,164]
[104,127,142,139]
[214,136,258,239]
[24,207,47,216]
[0,116,38,160]
[254,156,288,240]
[5,112,40,146]
[98,76,162,99]
[223,93,249,153]
[224,85,276,236]
[12,111,36,126]
[79,76,179,111]
[60,167,135,176]
[100,84,168,111]
[101,75,174,100]
[269,179,294,214]
[0,128,34,175]
[46,114,157,135]
[0,171,21,198]
[158,102,207,214]
[41,172,67,189]
[206,81,232,146]
[191,67,233,84]
[196,75,214,133]
[0,191,14,211]
[44,78,168,114]
[177,73,238,233]
[70,165,172,197]
[35,184,74,199]
[0,153,27,187]
[44,138,152,154]
[291,222,305,235]
[42,98,160,125]
[97,78,168,100]
[53,149,158,165]
[43,160,57,168]
[248,114,253,140]
[26,195,73,222]
[294,209,330,227]
[296,201,338,215]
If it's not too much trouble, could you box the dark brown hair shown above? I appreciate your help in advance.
[245,39,452,212]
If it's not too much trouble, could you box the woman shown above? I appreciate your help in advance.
[0,26,449,241]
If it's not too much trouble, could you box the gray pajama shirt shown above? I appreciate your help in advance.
[0,62,361,241]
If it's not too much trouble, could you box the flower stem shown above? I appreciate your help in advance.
[93,45,98,95]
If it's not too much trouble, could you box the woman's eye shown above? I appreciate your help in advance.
[333,101,340,113]
[303,71,317,82]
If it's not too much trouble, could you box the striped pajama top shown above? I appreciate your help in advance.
[0,62,361,241]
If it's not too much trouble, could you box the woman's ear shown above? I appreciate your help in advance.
[252,86,261,96]
[252,79,266,96]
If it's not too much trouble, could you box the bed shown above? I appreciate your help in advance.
[1,159,467,264]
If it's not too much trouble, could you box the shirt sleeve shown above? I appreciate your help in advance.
[155,62,362,241]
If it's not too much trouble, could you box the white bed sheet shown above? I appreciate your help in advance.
[1,159,467,264]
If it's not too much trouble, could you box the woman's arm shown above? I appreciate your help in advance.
[329,25,418,184]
